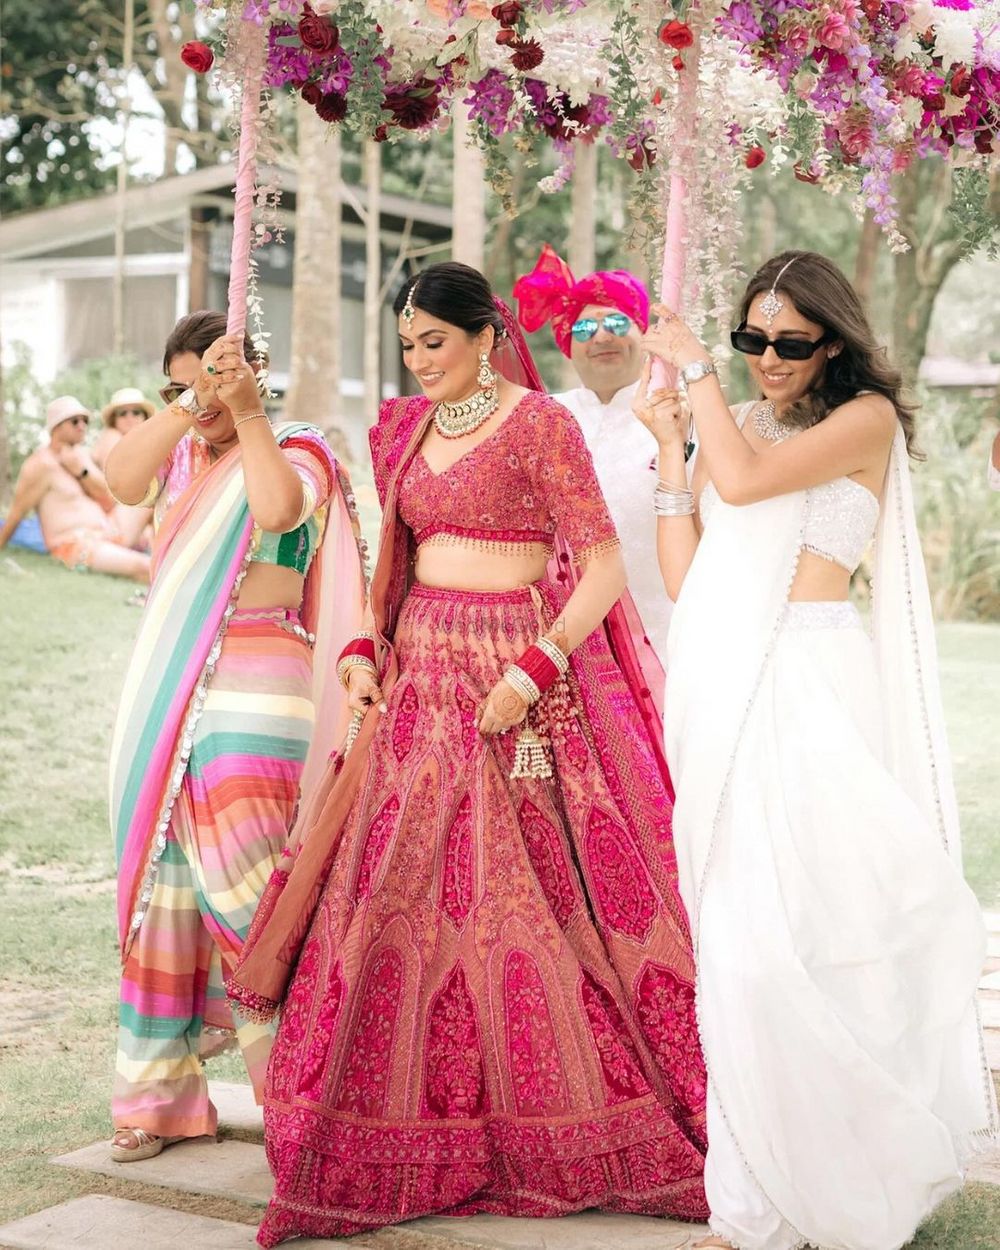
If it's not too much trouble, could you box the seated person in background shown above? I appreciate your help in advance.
[93,387,155,471]
[93,388,157,549]
[0,395,150,582]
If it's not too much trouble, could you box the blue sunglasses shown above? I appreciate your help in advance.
[571,312,633,343]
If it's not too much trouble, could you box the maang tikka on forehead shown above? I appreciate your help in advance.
[402,281,418,328]
[759,257,797,327]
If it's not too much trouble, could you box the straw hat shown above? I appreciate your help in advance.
[46,395,91,433]
[101,387,156,426]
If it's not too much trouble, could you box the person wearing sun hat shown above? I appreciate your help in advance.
[514,242,672,664]
[0,395,150,581]
[93,387,156,472]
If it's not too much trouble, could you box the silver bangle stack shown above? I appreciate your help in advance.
[653,478,695,517]
[504,665,541,707]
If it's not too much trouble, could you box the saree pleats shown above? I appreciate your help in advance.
[258,583,707,1248]
[113,614,315,1137]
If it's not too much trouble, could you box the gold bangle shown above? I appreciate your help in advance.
[336,655,377,689]
[233,411,268,430]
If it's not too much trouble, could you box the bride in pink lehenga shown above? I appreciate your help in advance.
[229,262,708,1248]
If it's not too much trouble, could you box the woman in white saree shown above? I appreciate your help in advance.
[635,251,997,1250]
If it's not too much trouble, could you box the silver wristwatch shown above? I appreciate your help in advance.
[174,387,205,416]
[679,359,718,390]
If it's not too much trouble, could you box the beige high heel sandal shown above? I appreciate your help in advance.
[110,1129,181,1162]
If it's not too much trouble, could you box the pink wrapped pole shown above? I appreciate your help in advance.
[655,35,701,391]
[226,26,267,338]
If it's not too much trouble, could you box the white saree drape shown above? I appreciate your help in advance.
[665,427,997,1250]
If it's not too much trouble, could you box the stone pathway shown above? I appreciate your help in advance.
[3,914,999,1250]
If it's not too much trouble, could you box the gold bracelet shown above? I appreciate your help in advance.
[233,411,268,430]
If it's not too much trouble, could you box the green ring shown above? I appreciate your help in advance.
[206,364,217,374]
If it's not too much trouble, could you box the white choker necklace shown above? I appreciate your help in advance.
[434,383,500,439]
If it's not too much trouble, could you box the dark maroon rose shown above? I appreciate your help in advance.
[315,91,348,123]
[974,130,993,154]
[301,81,323,106]
[180,41,214,74]
[492,2,522,26]
[495,27,517,46]
[373,124,390,143]
[510,39,544,71]
[383,81,441,130]
[921,89,946,111]
[950,65,972,97]
[298,11,339,54]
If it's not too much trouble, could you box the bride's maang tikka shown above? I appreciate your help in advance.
[760,257,798,327]
[402,281,418,328]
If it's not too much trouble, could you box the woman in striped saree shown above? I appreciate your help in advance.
[105,312,366,1161]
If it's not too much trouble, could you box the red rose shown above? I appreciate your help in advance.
[510,38,544,71]
[659,20,694,50]
[492,2,522,26]
[861,0,882,20]
[495,27,517,46]
[921,89,946,111]
[672,54,685,71]
[950,65,972,97]
[652,88,663,105]
[383,81,441,130]
[180,41,214,74]
[315,91,348,123]
[299,12,339,54]
[301,82,322,106]
[745,145,766,168]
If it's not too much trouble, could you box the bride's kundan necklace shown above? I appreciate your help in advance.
[433,380,500,439]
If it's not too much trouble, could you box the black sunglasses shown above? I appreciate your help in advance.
[731,325,834,361]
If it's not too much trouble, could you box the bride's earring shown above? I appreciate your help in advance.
[477,352,495,389]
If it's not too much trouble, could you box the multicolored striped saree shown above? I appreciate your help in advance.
[109,422,366,1134]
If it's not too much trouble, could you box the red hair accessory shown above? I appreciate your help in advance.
[512,243,650,357]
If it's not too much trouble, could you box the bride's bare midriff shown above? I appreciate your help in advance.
[413,543,552,592]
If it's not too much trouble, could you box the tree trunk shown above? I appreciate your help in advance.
[451,102,486,270]
[362,140,382,430]
[853,210,879,313]
[563,141,598,388]
[286,108,347,458]
[891,168,964,391]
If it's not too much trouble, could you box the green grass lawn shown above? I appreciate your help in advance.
[0,549,998,1242]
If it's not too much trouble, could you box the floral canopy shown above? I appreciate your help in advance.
[190,0,999,338]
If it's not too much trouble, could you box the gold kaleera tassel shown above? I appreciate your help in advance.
[511,725,553,780]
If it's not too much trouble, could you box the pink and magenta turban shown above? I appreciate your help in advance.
[512,244,650,358]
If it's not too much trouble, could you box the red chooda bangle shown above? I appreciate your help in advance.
[337,633,377,668]
[512,643,562,696]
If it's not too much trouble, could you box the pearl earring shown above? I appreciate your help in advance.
[477,352,495,389]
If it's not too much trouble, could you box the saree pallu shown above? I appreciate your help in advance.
[114,610,315,1136]
[255,581,707,1249]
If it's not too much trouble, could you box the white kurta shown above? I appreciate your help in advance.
[553,383,670,664]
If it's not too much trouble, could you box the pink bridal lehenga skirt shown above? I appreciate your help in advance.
[257,583,708,1248]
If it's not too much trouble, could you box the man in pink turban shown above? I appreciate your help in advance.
[514,244,671,661]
